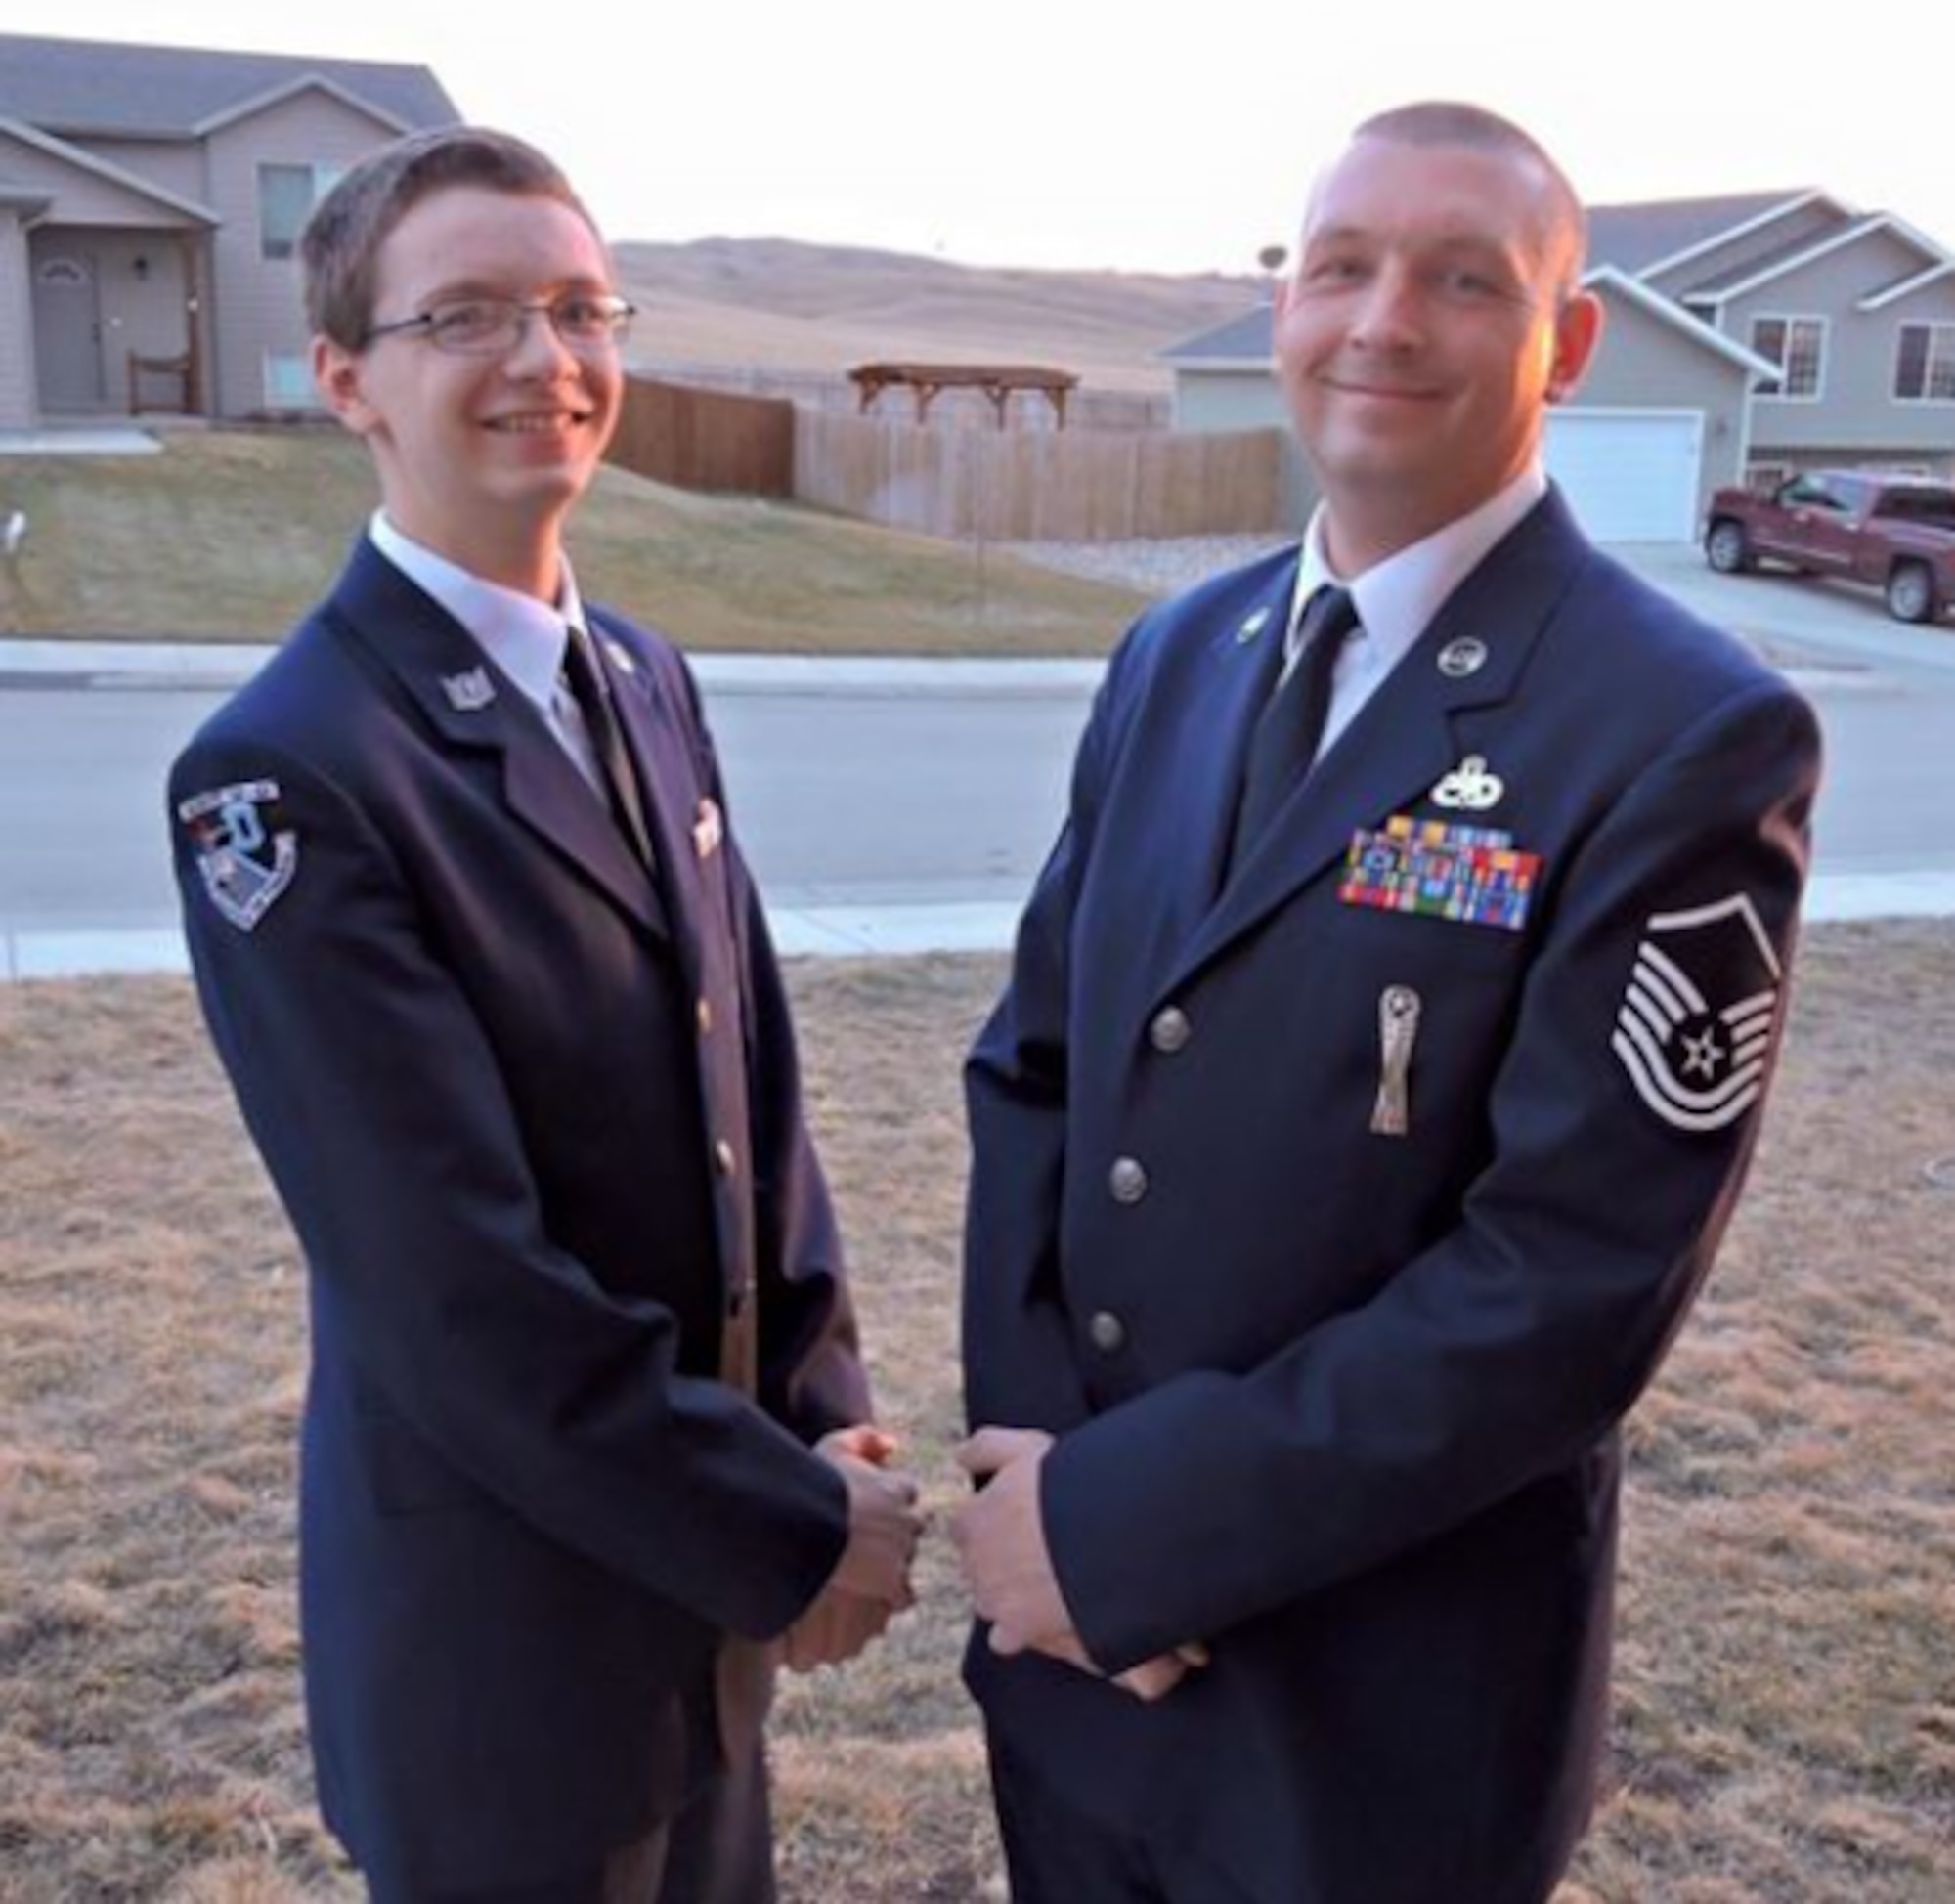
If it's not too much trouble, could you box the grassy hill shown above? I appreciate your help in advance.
[613,235,1264,392]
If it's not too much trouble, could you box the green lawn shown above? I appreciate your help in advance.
[0,427,1149,655]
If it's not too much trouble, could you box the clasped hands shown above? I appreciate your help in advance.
[784,1424,925,1671]
[784,1422,1206,1704]
[949,1426,1208,1704]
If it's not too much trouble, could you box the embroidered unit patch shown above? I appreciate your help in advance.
[1340,815,1541,931]
[178,780,297,931]
[1612,893,1783,1134]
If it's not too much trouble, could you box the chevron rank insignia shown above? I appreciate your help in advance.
[1612,893,1782,1134]
[178,780,297,932]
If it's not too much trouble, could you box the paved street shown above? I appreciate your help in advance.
[3,546,1953,975]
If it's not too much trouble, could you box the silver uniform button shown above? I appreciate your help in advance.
[1108,1156,1149,1204]
[1088,1310,1127,1354]
[714,1138,737,1176]
[1149,1007,1192,1054]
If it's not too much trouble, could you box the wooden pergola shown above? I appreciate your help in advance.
[847,362,1080,429]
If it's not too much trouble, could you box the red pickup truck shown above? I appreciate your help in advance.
[1702,469,1955,624]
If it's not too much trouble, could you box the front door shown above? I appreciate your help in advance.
[32,252,106,411]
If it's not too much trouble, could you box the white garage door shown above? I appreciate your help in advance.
[1545,409,1702,543]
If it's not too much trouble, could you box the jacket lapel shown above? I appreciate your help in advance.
[326,539,669,940]
[1158,492,1588,1002]
[586,617,715,958]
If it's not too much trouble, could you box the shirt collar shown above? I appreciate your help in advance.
[1287,465,1548,671]
[369,510,588,715]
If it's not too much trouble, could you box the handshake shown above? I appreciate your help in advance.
[785,1424,1205,1705]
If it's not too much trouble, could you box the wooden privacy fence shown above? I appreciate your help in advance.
[794,411,1286,541]
[608,376,795,498]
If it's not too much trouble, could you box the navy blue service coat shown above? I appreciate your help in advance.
[169,538,863,1894]
[963,491,1822,1902]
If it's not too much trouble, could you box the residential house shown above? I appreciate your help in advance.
[0,33,457,432]
[1166,189,1955,541]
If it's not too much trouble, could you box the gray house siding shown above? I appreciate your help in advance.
[1577,296,1750,517]
[201,90,405,418]
[1172,367,1282,434]
[1720,229,1955,465]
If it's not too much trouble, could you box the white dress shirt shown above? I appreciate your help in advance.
[1282,466,1548,763]
[369,511,607,792]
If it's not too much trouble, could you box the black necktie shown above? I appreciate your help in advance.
[1229,584,1360,870]
[560,625,654,867]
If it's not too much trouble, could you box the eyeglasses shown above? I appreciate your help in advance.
[363,292,636,357]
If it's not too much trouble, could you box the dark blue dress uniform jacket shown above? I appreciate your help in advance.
[168,538,864,1894]
[963,491,1822,1903]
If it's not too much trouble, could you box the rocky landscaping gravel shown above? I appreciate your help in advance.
[1004,533,1293,598]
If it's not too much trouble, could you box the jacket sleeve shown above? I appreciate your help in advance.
[1042,675,1822,1670]
[169,731,848,1642]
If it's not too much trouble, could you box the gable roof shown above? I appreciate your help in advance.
[0,115,220,223]
[1159,303,1276,366]
[1586,191,1832,277]
[1677,213,1955,307]
[1584,266,1780,379]
[0,32,458,141]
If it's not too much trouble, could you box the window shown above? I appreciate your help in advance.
[263,352,318,409]
[1750,315,1826,400]
[1894,323,1955,402]
[258,163,342,261]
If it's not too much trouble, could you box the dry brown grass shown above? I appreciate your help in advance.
[2,922,1951,1901]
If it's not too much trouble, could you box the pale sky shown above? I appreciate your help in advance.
[8,2,1939,277]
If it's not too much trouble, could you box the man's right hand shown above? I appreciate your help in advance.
[785,1425,924,1670]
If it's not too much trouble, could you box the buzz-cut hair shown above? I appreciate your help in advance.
[1349,100,1587,285]
[301,125,604,350]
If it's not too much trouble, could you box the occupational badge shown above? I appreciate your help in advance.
[1235,607,1272,645]
[1430,755,1505,811]
[1612,893,1782,1134]
[177,780,297,931]
[602,636,638,677]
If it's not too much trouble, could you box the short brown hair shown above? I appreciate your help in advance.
[301,125,604,348]
[1350,100,1587,287]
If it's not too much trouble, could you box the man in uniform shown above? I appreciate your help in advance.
[168,126,920,1903]
[951,101,1821,1902]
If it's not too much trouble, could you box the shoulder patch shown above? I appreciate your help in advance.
[1612,893,1783,1134]
[178,780,297,932]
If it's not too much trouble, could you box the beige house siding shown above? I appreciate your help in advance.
[0,130,182,225]
[1725,228,1955,458]
[200,89,403,418]
[64,137,208,204]
[0,211,37,429]
[1579,295,1751,516]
